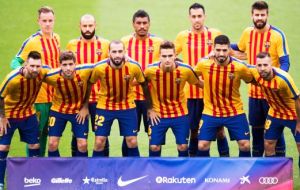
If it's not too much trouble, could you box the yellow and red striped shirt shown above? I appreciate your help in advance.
[194,57,253,117]
[16,31,60,103]
[250,67,299,120]
[0,66,50,119]
[144,62,199,118]
[66,36,110,102]
[237,26,289,99]
[121,33,163,100]
[44,64,93,114]
[90,59,145,110]
[174,28,221,99]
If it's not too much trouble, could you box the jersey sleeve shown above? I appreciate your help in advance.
[16,38,35,61]
[133,64,146,83]
[276,32,289,57]
[89,66,101,84]
[193,60,204,76]
[281,74,300,99]
[237,29,248,52]
[0,75,11,98]
[174,33,183,55]
[240,64,253,83]
[186,68,199,85]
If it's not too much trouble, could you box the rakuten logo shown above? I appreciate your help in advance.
[51,178,73,184]
[24,177,41,187]
[156,176,196,184]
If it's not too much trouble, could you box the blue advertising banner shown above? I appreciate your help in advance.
[7,157,293,190]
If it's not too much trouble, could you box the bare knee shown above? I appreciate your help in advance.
[126,136,138,148]
[150,145,161,152]
[94,136,107,151]
[198,141,210,150]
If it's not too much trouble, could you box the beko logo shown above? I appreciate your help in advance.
[24,177,41,187]
[156,176,196,184]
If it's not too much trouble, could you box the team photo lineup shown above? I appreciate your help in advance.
[0,0,299,189]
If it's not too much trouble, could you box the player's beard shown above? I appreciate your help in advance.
[81,29,95,40]
[253,19,267,29]
[111,56,125,67]
[137,29,147,38]
[216,56,228,64]
[259,70,272,80]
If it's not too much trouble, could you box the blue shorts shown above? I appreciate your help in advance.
[198,114,250,141]
[264,116,300,142]
[187,99,204,130]
[135,100,149,133]
[89,102,97,132]
[0,114,39,145]
[48,110,88,139]
[149,115,189,145]
[248,98,269,126]
[94,108,138,137]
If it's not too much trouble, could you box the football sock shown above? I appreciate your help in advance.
[0,151,8,184]
[217,137,230,157]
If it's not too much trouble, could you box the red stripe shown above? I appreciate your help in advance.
[215,64,222,117]
[141,40,146,70]
[194,33,199,66]
[30,78,40,114]
[96,81,101,100]
[63,79,73,113]
[265,81,283,118]
[111,68,117,110]
[91,42,95,63]
[97,41,102,62]
[128,38,133,57]
[207,31,212,53]
[91,84,96,102]
[20,79,32,117]
[46,84,51,102]
[46,39,54,68]
[188,33,193,97]
[134,39,139,61]
[118,68,123,110]
[10,78,24,118]
[265,31,271,52]
[40,39,49,65]
[83,42,88,63]
[57,78,66,113]
[51,39,59,68]
[169,71,178,117]
[249,30,254,97]
[105,66,111,109]
[149,39,153,65]
[221,66,230,116]
[176,69,185,115]
[253,32,259,98]
[209,64,216,116]
[228,64,237,115]
[76,74,84,103]
[70,78,79,113]
[200,32,205,59]
[156,69,163,116]
[163,72,171,117]
[124,66,130,109]
[259,33,264,52]
[27,79,37,115]
[76,41,81,64]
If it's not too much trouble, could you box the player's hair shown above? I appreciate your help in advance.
[159,41,175,52]
[59,51,76,63]
[189,3,205,14]
[27,51,42,60]
[38,6,54,16]
[109,40,125,51]
[256,52,271,59]
[214,35,230,46]
[252,1,268,13]
[132,9,150,22]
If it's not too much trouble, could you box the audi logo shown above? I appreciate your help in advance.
[259,177,278,185]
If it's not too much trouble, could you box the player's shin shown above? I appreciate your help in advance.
[0,151,8,184]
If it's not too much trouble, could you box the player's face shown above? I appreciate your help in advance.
[256,57,272,79]
[214,44,230,64]
[109,43,125,66]
[25,58,42,78]
[252,9,268,30]
[80,17,96,40]
[189,8,206,32]
[160,48,176,72]
[60,60,76,79]
[38,12,55,35]
[133,17,150,38]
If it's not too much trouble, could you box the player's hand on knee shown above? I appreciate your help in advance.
[147,109,160,126]
[0,116,10,136]
[76,107,89,124]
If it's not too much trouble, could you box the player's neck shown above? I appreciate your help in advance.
[21,67,35,79]
[81,36,96,42]
[215,57,230,66]
[160,63,175,72]
[110,61,124,69]
[255,24,270,33]
[40,31,53,38]
[264,69,274,81]
[191,26,206,33]
[62,72,75,79]
[135,33,148,40]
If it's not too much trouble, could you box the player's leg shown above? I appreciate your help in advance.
[187,99,200,157]
[285,119,300,168]
[264,116,284,157]
[47,111,67,157]
[226,114,251,157]
[30,103,51,157]
[171,115,189,157]
[197,114,219,157]
[118,108,140,157]
[216,127,230,157]
[93,109,113,157]
[249,98,268,157]
[71,114,88,157]
[149,118,168,157]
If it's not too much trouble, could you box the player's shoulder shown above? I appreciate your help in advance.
[177,61,193,70]
[148,34,163,41]
[120,34,133,43]
[242,27,254,34]
[270,25,286,38]
[127,59,141,68]
[96,36,110,44]
[145,62,160,74]
[4,69,21,82]
[95,58,109,67]
[274,67,290,80]
[67,38,80,46]
[176,30,190,37]
[76,63,95,70]
[46,68,61,77]
[207,27,221,34]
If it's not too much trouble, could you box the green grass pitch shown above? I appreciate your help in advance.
[0,0,299,189]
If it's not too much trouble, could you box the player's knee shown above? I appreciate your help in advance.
[0,145,10,152]
[238,140,250,151]
[28,144,40,149]
[94,137,106,151]
[198,141,209,150]
[150,145,161,152]
[77,140,87,152]
[296,143,300,154]
[126,136,138,148]
[177,144,188,151]
[48,139,59,151]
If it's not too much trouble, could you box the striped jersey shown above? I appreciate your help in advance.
[121,33,163,100]
[194,57,253,117]
[66,36,110,102]
[174,28,221,99]
[250,67,299,120]
[16,31,60,103]
[0,66,50,119]
[44,64,94,114]
[237,26,289,99]
[90,59,145,110]
[144,62,199,118]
